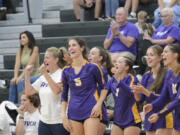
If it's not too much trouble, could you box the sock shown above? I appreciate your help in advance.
[130,12,136,17]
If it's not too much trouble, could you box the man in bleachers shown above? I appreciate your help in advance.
[104,7,139,61]
[73,0,102,21]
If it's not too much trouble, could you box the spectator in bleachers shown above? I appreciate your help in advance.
[16,92,40,135]
[25,47,69,135]
[124,0,139,18]
[73,0,102,21]
[104,7,139,61]
[153,0,180,28]
[144,8,180,47]
[104,0,119,20]
[137,8,179,74]
[9,31,41,104]
[135,10,148,34]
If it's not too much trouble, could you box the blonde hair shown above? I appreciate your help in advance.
[161,7,174,17]
[137,10,147,19]
[46,47,68,68]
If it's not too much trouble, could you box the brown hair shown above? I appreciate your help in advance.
[21,91,40,108]
[137,10,148,19]
[167,44,180,64]
[148,45,167,93]
[94,47,113,77]
[122,56,135,74]
[66,37,88,60]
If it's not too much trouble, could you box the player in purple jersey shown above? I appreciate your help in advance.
[144,44,180,135]
[104,7,139,57]
[132,45,173,135]
[61,38,108,135]
[144,8,180,47]
[88,46,113,135]
[106,55,141,135]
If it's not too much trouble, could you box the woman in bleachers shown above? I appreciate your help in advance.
[153,0,180,29]
[25,47,69,135]
[132,45,173,135]
[9,31,40,104]
[137,7,180,74]
[144,7,180,47]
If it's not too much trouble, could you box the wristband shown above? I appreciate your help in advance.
[19,116,24,119]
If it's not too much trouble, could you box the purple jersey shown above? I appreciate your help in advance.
[98,68,108,123]
[152,24,180,44]
[61,60,105,121]
[106,22,139,56]
[141,71,173,131]
[152,70,180,131]
[105,73,141,128]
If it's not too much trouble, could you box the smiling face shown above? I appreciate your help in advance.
[162,46,177,68]
[20,33,29,47]
[161,11,173,26]
[44,51,58,71]
[146,48,162,68]
[68,39,84,59]
[88,47,102,63]
[115,8,127,24]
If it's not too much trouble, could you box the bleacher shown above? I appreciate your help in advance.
[0,0,158,134]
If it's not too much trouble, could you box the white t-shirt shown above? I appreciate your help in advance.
[16,109,40,135]
[32,68,62,124]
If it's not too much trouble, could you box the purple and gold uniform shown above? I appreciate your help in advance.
[98,68,108,125]
[61,60,106,121]
[140,71,173,131]
[106,73,141,128]
[152,70,180,131]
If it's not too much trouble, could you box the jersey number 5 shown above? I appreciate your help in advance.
[74,78,82,86]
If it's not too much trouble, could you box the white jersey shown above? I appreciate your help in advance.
[16,109,40,135]
[32,68,62,124]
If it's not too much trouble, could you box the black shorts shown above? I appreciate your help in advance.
[114,122,142,130]
[71,116,100,124]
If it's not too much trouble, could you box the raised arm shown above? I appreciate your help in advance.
[39,64,62,95]
[25,65,38,96]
